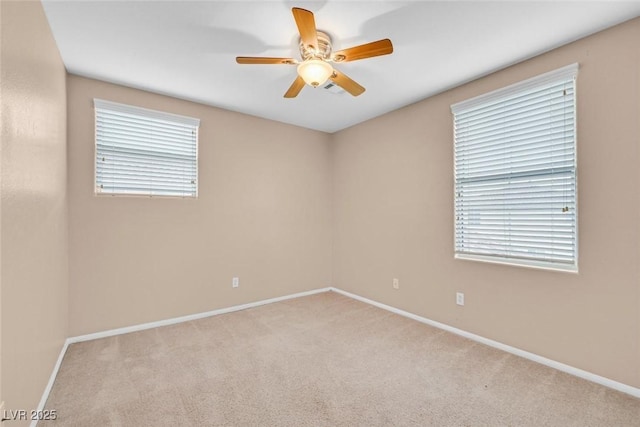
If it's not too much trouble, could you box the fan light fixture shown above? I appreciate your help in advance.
[297,59,333,87]
[236,7,393,98]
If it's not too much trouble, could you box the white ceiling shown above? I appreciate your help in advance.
[42,1,640,133]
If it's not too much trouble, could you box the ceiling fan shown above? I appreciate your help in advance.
[236,7,393,98]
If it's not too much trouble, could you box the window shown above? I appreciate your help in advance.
[451,64,578,272]
[94,99,199,197]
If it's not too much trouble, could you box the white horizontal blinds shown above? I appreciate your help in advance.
[452,64,578,268]
[94,99,199,197]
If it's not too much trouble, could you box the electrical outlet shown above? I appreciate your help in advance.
[232,277,239,288]
[456,292,465,306]
[392,278,399,289]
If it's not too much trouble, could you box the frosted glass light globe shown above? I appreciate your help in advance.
[297,59,333,87]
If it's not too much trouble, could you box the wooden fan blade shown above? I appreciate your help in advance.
[330,69,365,97]
[332,39,393,62]
[292,8,318,52]
[236,57,297,65]
[284,76,306,98]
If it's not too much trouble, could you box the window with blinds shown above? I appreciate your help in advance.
[451,64,578,272]
[94,99,199,197]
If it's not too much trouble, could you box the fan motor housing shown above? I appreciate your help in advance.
[299,31,332,60]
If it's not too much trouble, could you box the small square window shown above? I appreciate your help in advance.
[94,99,199,198]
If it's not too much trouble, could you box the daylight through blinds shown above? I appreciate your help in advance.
[95,99,199,197]
[451,64,578,270]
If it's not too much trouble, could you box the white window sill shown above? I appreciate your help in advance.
[455,253,578,274]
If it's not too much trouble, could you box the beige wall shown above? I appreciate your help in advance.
[332,18,640,388]
[67,75,333,336]
[1,0,69,422]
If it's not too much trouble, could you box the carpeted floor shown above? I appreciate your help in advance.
[41,291,640,426]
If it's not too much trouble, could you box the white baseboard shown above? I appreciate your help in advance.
[329,287,640,399]
[68,287,331,344]
[32,339,71,427]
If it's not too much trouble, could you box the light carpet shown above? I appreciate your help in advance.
[41,291,640,426]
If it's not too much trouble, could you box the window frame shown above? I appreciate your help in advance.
[451,64,579,273]
[93,99,200,198]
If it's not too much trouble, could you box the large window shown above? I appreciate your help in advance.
[94,99,199,197]
[451,64,578,272]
